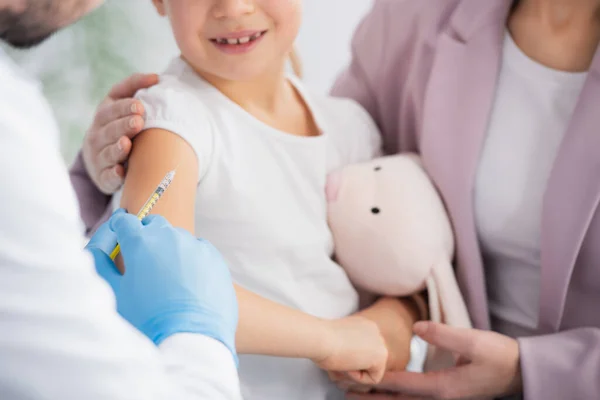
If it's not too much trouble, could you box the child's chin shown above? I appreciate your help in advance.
[214,65,276,82]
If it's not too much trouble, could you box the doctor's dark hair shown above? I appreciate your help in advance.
[0,0,98,49]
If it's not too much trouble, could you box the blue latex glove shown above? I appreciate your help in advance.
[86,209,238,362]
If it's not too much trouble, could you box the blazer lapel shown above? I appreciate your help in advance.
[420,0,513,330]
[538,50,600,333]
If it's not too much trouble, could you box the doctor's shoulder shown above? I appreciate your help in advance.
[0,52,60,151]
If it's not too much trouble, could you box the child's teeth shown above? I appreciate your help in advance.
[215,33,263,45]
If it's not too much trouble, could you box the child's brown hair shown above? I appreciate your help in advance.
[289,47,303,78]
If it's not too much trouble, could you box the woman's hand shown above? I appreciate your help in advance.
[346,321,523,400]
[314,315,389,385]
[82,73,158,194]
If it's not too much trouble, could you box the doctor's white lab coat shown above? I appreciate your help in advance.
[0,49,242,400]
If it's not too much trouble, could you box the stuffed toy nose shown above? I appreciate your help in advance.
[326,170,342,203]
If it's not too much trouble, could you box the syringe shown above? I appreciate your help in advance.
[109,169,176,260]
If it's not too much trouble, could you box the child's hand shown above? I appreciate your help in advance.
[325,297,419,394]
[313,315,388,385]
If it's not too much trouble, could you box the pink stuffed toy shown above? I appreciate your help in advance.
[326,153,471,368]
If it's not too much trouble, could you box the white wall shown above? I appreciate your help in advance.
[297,0,374,93]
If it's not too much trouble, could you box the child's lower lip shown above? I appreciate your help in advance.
[210,32,265,55]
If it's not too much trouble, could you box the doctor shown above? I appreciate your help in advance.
[0,1,241,399]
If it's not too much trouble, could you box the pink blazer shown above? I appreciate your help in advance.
[69,0,600,398]
[330,0,600,398]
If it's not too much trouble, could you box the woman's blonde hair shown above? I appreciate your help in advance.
[289,47,303,78]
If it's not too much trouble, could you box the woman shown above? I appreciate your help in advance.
[71,0,600,398]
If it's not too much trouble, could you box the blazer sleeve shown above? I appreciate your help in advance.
[69,151,114,235]
[519,328,600,400]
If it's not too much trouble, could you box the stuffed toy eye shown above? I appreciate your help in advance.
[371,207,380,214]
[374,166,382,171]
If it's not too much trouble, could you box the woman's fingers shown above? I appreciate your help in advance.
[94,98,144,133]
[97,165,126,195]
[99,135,131,165]
[107,73,159,101]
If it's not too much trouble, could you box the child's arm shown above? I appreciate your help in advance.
[119,128,198,232]
[120,128,388,384]
[236,286,387,373]
[326,296,423,392]
[355,296,421,371]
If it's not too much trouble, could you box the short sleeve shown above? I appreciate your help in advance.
[348,99,384,161]
[135,79,214,182]
[330,98,383,167]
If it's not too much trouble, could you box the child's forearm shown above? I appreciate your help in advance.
[355,296,420,370]
[234,284,331,362]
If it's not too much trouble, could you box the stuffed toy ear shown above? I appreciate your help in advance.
[425,275,442,324]
[426,260,472,328]
[422,260,472,371]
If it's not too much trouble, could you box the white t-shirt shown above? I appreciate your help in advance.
[475,32,587,337]
[0,49,241,399]
[115,57,383,400]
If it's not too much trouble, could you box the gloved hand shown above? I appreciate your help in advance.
[86,209,238,362]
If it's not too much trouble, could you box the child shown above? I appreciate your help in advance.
[114,1,418,399]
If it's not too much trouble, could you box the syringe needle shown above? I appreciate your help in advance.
[109,169,176,260]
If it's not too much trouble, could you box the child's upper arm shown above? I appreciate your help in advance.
[120,78,214,236]
[120,128,199,234]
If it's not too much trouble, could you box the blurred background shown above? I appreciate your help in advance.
[3,0,373,164]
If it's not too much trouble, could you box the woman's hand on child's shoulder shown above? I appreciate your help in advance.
[314,315,388,386]
[83,73,159,194]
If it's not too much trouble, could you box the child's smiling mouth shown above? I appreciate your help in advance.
[209,30,268,55]
[209,30,267,55]
[210,30,267,45]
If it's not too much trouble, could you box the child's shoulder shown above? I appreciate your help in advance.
[297,81,383,163]
[134,58,217,126]
[309,88,367,115]
[302,83,380,141]
[138,58,214,101]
